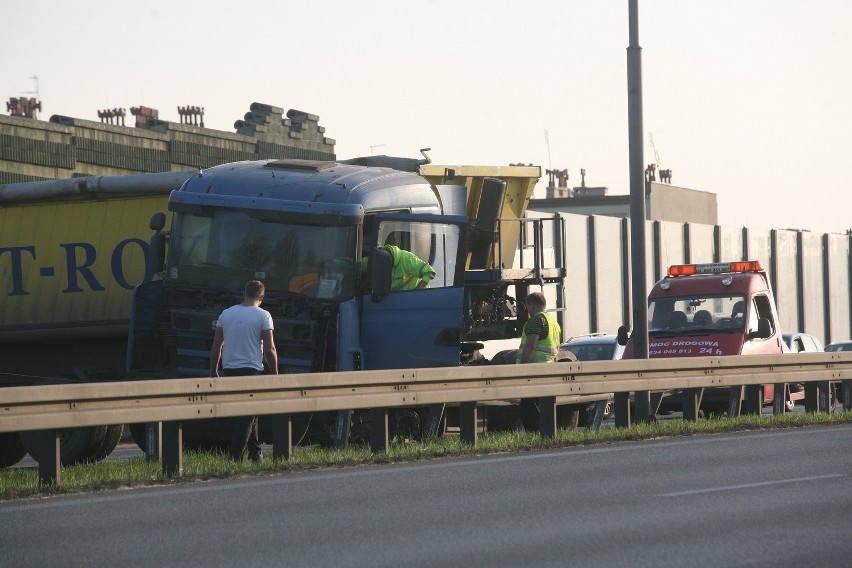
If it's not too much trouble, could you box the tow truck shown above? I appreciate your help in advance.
[620,260,803,414]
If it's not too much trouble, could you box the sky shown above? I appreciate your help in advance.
[3,0,851,234]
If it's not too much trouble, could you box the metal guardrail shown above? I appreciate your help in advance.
[3,352,851,486]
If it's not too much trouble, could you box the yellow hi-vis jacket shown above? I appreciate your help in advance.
[516,311,561,363]
[385,245,435,290]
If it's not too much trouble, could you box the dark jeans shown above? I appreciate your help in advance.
[223,368,262,460]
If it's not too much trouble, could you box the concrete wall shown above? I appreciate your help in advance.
[647,183,717,225]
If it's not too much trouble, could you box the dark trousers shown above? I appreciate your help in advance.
[223,368,262,459]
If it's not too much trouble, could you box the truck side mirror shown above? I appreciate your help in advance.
[617,325,630,346]
[149,232,166,274]
[149,211,166,231]
[748,317,772,340]
[368,247,393,302]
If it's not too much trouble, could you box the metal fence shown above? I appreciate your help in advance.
[3,352,851,486]
[550,213,851,346]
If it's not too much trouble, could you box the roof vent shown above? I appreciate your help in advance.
[264,159,336,171]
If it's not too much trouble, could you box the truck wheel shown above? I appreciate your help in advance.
[0,432,28,468]
[389,408,427,441]
[90,424,124,461]
[21,427,101,466]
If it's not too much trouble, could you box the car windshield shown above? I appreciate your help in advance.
[562,342,616,361]
[648,294,746,336]
[167,210,358,299]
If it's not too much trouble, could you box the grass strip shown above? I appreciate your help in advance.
[3,410,851,500]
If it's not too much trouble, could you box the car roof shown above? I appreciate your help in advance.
[782,332,824,351]
[825,340,852,351]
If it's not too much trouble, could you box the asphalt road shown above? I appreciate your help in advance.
[2,424,851,567]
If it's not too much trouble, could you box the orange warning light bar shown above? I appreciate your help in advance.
[667,260,763,277]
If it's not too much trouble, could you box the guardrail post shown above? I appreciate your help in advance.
[728,386,744,417]
[842,380,852,411]
[804,382,819,412]
[681,388,701,421]
[272,414,292,461]
[745,385,763,415]
[539,397,557,438]
[614,392,631,427]
[459,402,477,446]
[161,421,182,477]
[36,429,60,487]
[145,422,161,462]
[634,391,652,423]
[369,408,389,454]
[818,381,832,413]
[334,410,352,450]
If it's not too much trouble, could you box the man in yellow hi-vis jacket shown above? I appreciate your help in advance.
[516,292,562,431]
[516,292,561,364]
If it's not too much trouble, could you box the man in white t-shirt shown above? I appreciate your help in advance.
[210,280,279,461]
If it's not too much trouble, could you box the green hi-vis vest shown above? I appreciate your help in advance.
[516,311,561,363]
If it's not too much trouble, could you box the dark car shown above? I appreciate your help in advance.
[557,334,624,419]
[825,340,852,353]
[557,333,625,362]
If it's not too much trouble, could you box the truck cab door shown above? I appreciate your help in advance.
[361,214,467,370]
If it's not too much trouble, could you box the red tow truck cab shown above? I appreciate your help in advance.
[622,261,799,406]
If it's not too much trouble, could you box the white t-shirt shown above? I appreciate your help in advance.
[216,304,274,371]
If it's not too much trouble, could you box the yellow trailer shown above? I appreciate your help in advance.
[0,195,170,341]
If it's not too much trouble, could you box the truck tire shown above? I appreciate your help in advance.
[0,432,28,468]
[389,407,436,441]
[90,424,124,461]
[20,426,102,466]
[17,375,112,465]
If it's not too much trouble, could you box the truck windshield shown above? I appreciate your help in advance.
[648,294,746,335]
[166,210,358,299]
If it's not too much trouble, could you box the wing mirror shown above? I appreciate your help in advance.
[748,317,772,340]
[617,325,630,346]
[368,247,393,302]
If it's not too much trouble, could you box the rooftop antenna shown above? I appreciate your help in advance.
[649,132,660,168]
[544,128,552,170]
[25,75,40,119]
[648,132,672,184]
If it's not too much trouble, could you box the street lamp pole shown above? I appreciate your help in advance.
[627,0,651,422]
